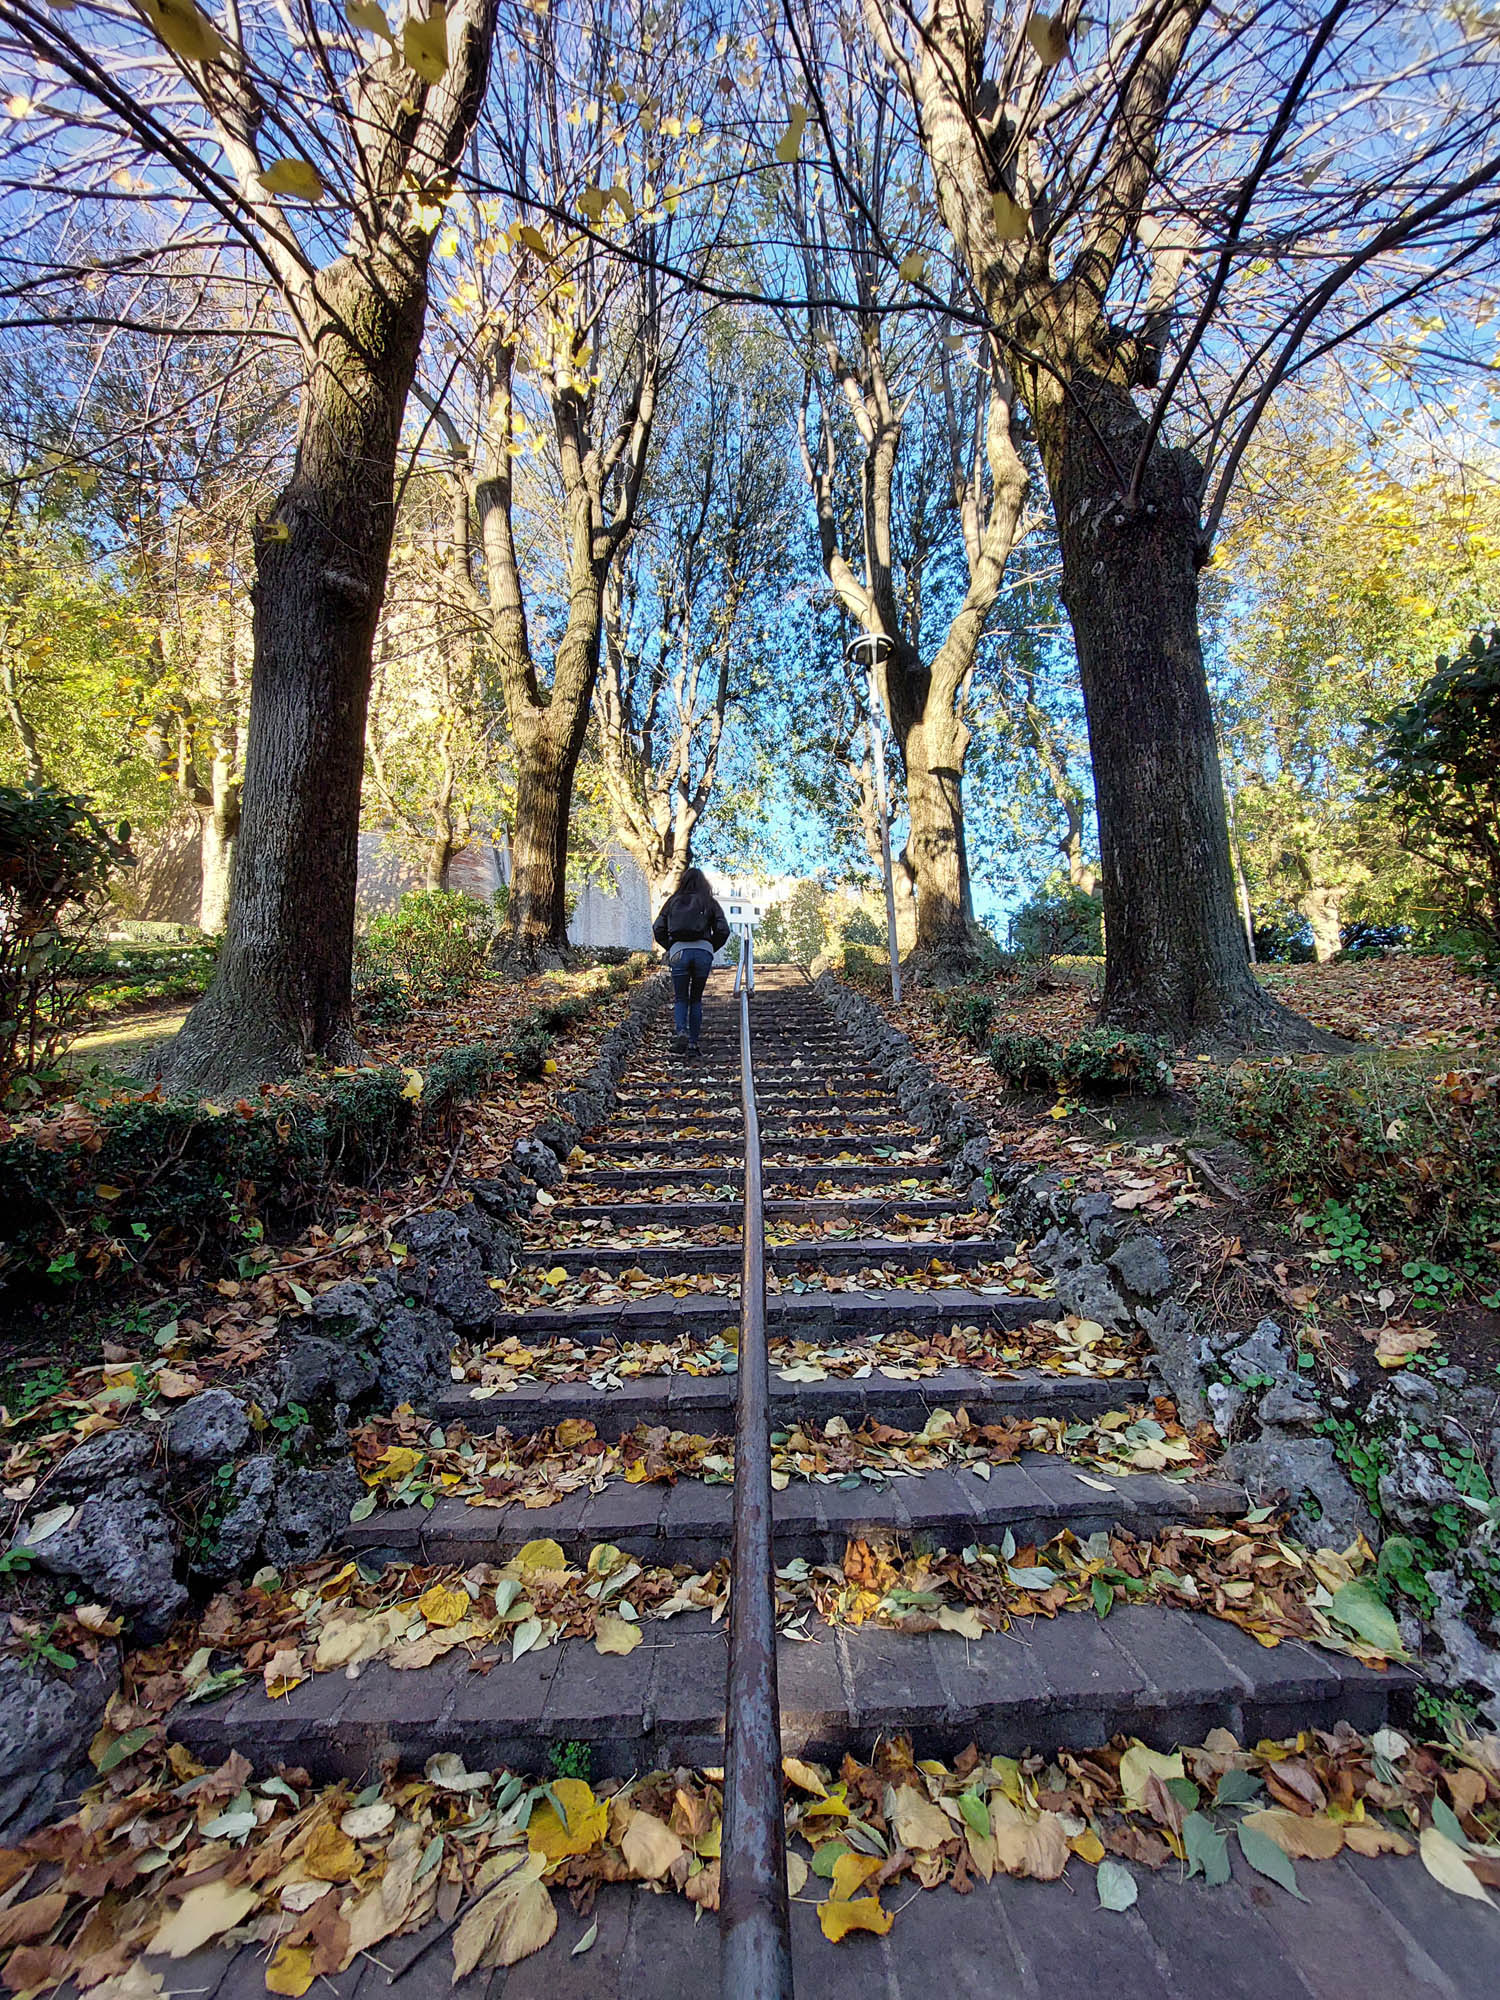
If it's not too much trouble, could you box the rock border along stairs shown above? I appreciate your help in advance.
[175,968,1402,1781]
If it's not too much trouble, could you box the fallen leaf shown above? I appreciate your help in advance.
[1096,1858,1137,1911]
[416,1582,471,1629]
[620,1809,685,1880]
[818,1896,893,1942]
[594,1615,643,1655]
[451,1855,554,1975]
[1242,1808,1344,1860]
[303,1823,359,1884]
[1420,1827,1496,1907]
[528,1779,607,1864]
[887,1785,951,1853]
[264,1943,315,1996]
[146,1882,259,1957]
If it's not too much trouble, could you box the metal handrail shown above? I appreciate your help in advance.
[721,927,793,1999]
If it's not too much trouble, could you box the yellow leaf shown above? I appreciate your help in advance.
[147,1882,258,1957]
[1025,13,1070,67]
[1242,1808,1344,1860]
[829,1852,883,1902]
[262,1647,305,1699]
[368,1445,422,1485]
[451,1855,555,1975]
[594,1615,642,1655]
[344,0,395,42]
[401,3,448,82]
[786,1852,808,1896]
[515,223,550,256]
[936,1604,984,1640]
[400,1067,423,1100]
[781,1756,828,1797]
[898,250,925,283]
[818,1896,893,1943]
[513,1537,567,1573]
[989,1799,1070,1880]
[94,1184,123,1200]
[541,1266,568,1287]
[258,157,328,203]
[543,1058,558,1073]
[887,1785,951,1853]
[527,1779,607,1864]
[1343,1821,1413,1857]
[992,189,1030,241]
[303,1823,360,1884]
[1119,1742,1184,1810]
[1419,1826,1496,1907]
[620,1809,685,1880]
[136,0,225,64]
[416,1582,470,1628]
[265,1944,314,1997]
[578,186,608,222]
[1069,1828,1106,1864]
[774,105,808,165]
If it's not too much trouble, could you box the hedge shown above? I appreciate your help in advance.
[0,961,649,1291]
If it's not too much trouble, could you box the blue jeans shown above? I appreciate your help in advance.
[670,943,714,1043]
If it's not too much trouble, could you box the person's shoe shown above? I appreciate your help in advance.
[672,1032,690,1055]
[688,1042,702,1057]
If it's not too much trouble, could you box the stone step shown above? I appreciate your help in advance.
[169,1603,1406,1784]
[605,1111,911,1135]
[435,1365,1151,1439]
[537,1197,971,1226]
[569,1162,954,1190]
[614,1089,896,1110]
[581,1135,941,1161]
[515,1237,1013,1278]
[345,1450,1227,1571]
[489,1289,1058,1340]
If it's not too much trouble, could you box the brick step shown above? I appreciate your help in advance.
[490,1289,1056,1340]
[435,1365,1150,1439]
[515,1237,1012,1278]
[169,1603,1405,1785]
[346,1450,1224,1571]
[605,1109,910,1133]
[582,1135,940,1161]
[569,1163,953,1190]
[537,1196,971,1226]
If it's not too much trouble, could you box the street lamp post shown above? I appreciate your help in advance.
[845,631,902,1006]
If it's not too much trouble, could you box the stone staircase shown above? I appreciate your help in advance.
[174,967,1401,1782]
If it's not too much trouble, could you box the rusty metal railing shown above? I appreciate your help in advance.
[721,927,794,1998]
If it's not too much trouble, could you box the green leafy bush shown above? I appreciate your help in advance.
[0,783,133,1091]
[355,976,413,1029]
[939,989,997,1046]
[837,944,890,993]
[1008,883,1103,958]
[1205,1060,1500,1296]
[1369,628,1500,965]
[74,941,218,1015]
[357,891,493,1002]
[989,1027,1173,1094]
[0,959,652,1293]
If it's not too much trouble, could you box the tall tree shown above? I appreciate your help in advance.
[0,0,499,1085]
[597,310,796,902]
[784,71,1029,972]
[842,0,1500,1041]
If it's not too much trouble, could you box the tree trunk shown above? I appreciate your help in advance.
[1044,408,1332,1047]
[164,268,427,1090]
[1301,885,1343,963]
[2,657,44,785]
[503,724,577,967]
[885,662,983,976]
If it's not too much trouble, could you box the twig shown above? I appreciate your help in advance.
[267,1128,469,1279]
[1184,1146,1243,1205]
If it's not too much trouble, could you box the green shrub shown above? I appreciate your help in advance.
[989,1027,1173,1095]
[840,908,885,947]
[357,890,493,1001]
[355,976,413,1029]
[0,959,651,1292]
[1205,1060,1500,1296]
[1009,884,1103,958]
[838,944,890,993]
[939,989,997,1046]
[1,784,133,1091]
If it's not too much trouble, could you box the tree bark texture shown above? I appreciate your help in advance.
[1043,400,1280,1038]
[168,278,427,1088]
[163,8,496,1089]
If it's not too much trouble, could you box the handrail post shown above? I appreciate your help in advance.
[721,929,793,1999]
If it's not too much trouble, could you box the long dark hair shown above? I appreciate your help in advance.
[675,866,712,900]
[667,865,714,926]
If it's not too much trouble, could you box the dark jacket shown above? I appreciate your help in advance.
[653,886,730,953]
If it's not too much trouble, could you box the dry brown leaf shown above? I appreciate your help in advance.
[621,1809,685,1880]
[1241,1808,1344,1860]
